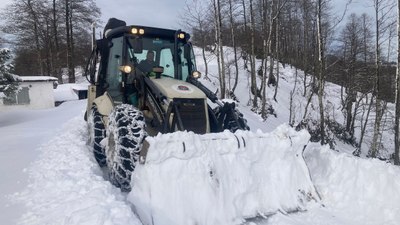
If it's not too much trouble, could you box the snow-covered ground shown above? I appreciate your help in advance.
[1,47,400,225]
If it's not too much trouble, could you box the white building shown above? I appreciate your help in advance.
[0,76,58,111]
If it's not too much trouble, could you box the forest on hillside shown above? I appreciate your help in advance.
[180,0,400,164]
[0,0,100,83]
[1,0,400,165]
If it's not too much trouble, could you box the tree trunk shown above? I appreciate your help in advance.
[261,0,268,118]
[27,0,44,76]
[218,0,226,98]
[273,9,280,102]
[53,0,62,83]
[394,0,400,165]
[201,45,209,80]
[355,94,374,156]
[370,0,384,158]
[229,0,240,94]
[250,0,258,108]
[213,0,225,99]
[302,0,309,97]
[66,0,75,83]
[242,0,247,36]
[267,2,275,89]
[317,0,326,145]
[289,68,299,126]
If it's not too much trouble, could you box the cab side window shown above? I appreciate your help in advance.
[106,37,123,101]
[159,48,174,77]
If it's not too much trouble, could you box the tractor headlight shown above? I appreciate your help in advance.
[191,71,201,79]
[178,33,185,39]
[131,28,144,35]
[119,65,132,73]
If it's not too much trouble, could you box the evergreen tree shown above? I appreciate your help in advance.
[0,48,18,100]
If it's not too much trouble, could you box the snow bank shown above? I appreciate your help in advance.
[14,116,141,225]
[305,145,400,225]
[54,83,87,102]
[129,125,318,225]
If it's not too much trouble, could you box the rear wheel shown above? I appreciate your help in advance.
[88,105,107,167]
[106,104,147,192]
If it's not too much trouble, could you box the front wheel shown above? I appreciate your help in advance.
[106,104,147,192]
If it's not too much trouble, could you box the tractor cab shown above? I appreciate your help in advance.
[90,19,199,104]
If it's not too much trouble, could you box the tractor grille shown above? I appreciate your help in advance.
[174,98,207,134]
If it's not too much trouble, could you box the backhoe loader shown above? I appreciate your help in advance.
[84,18,249,191]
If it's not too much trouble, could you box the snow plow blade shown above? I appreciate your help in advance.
[129,125,319,225]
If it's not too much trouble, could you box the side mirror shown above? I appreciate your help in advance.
[184,43,191,58]
[184,43,195,72]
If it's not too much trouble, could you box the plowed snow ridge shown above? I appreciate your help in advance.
[15,116,141,225]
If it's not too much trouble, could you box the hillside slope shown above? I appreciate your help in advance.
[194,46,395,158]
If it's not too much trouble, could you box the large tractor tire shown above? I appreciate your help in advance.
[214,102,250,132]
[88,105,107,167]
[106,104,147,192]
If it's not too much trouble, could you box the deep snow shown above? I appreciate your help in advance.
[1,46,400,224]
[2,97,399,225]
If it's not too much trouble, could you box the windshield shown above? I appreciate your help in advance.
[127,37,196,81]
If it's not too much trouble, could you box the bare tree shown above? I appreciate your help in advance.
[249,0,258,108]
[1,0,100,81]
[228,0,240,94]
[369,0,394,158]
[181,0,212,80]
[65,0,75,82]
[272,0,287,102]
[352,13,375,156]
[52,0,62,83]
[212,0,227,99]
[339,13,364,139]
[301,0,314,97]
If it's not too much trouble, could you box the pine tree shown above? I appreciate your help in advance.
[0,48,18,100]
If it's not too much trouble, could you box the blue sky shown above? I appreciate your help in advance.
[335,0,375,19]
[96,0,185,30]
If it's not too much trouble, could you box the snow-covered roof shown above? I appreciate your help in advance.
[71,84,88,91]
[18,76,58,82]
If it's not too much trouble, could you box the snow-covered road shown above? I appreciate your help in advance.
[0,100,89,224]
[1,99,400,225]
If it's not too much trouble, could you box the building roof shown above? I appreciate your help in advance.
[18,76,58,82]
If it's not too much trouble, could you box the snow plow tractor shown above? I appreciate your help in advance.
[84,18,249,191]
